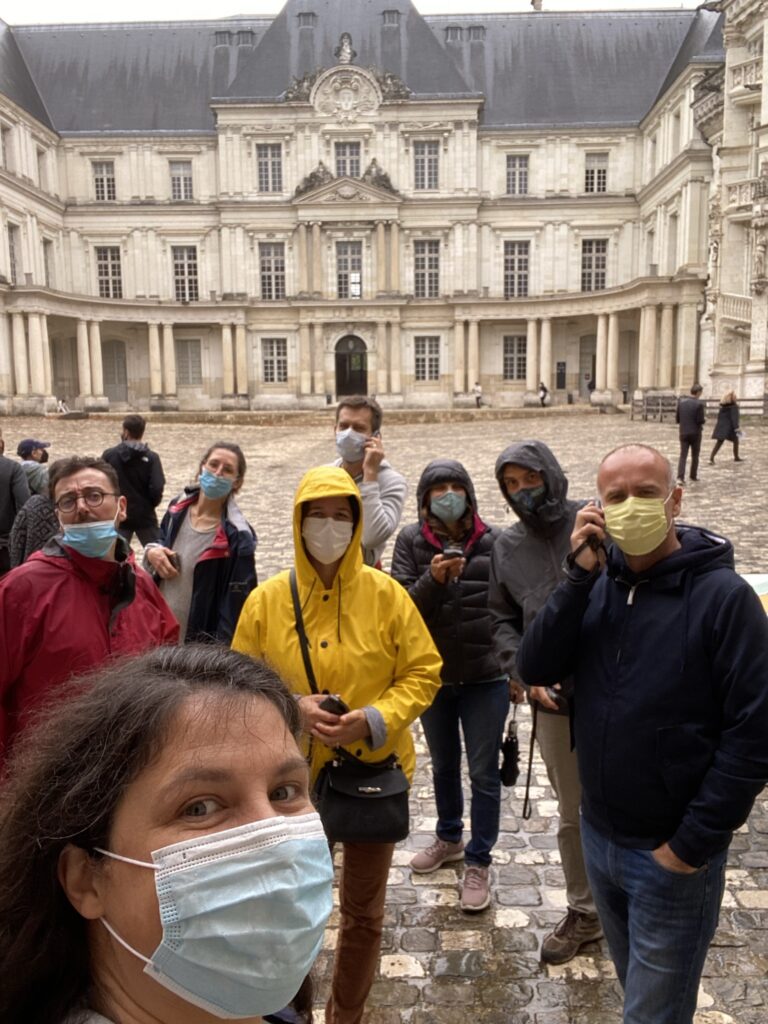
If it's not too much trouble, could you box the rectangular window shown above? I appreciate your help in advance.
[335,141,361,178]
[1,124,13,171]
[175,339,203,386]
[584,152,608,193]
[414,336,440,382]
[503,335,527,381]
[95,246,122,299]
[414,141,439,190]
[172,245,199,301]
[581,239,608,291]
[414,240,440,298]
[259,242,286,300]
[36,147,47,191]
[262,337,288,383]
[7,224,20,286]
[170,160,193,201]
[336,240,363,299]
[506,154,529,195]
[503,241,529,298]
[93,161,116,201]
[43,239,54,289]
[256,144,283,193]
[383,9,400,26]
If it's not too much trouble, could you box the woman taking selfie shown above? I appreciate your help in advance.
[233,466,441,1024]
[0,644,334,1024]
[146,441,257,644]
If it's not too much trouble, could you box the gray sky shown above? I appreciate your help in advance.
[1,0,703,28]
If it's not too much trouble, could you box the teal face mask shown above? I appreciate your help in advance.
[430,490,467,524]
[96,812,333,1019]
[60,517,119,559]
[199,469,234,500]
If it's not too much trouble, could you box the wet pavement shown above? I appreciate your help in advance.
[3,407,767,1023]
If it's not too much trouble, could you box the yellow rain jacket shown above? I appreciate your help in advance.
[232,466,441,782]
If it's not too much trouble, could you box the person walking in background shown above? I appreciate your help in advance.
[16,439,51,496]
[102,414,165,545]
[392,459,508,913]
[233,465,441,1024]
[710,390,744,464]
[676,383,705,484]
[488,440,602,964]
[0,445,30,578]
[473,382,483,408]
[332,395,406,567]
[538,381,549,407]
[145,441,256,644]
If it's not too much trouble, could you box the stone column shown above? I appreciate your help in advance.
[539,317,553,392]
[0,314,13,404]
[162,323,176,398]
[390,222,400,293]
[41,315,53,397]
[297,223,309,294]
[235,324,248,401]
[454,318,466,395]
[658,303,675,389]
[675,303,700,388]
[221,324,234,396]
[467,319,480,395]
[390,321,401,394]
[311,223,322,297]
[312,323,324,396]
[76,319,92,401]
[299,323,312,395]
[636,306,648,391]
[376,321,388,395]
[27,313,46,394]
[89,322,105,398]
[376,222,387,294]
[148,323,163,400]
[594,313,608,392]
[11,313,29,396]
[645,305,658,389]
[525,318,539,404]
[607,312,620,392]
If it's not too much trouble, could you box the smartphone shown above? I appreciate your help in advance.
[167,552,181,571]
[545,687,569,711]
[319,694,349,716]
[442,546,463,560]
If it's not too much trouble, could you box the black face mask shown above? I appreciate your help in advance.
[39,450,49,463]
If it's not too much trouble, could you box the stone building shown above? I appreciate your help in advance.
[0,1,740,414]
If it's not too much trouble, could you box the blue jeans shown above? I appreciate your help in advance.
[581,817,727,1024]
[420,680,509,867]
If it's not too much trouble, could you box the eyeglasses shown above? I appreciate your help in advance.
[54,488,119,513]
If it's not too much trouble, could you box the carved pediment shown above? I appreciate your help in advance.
[293,175,401,206]
[311,67,382,122]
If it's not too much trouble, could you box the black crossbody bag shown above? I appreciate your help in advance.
[289,570,410,844]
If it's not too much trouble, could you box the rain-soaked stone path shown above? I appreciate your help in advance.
[3,406,767,1023]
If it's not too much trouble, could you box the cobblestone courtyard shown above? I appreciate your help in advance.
[4,408,767,1023]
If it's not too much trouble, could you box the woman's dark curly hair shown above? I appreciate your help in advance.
[0,644,313,1024]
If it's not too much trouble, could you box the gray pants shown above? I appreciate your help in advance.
[535,709,596,915]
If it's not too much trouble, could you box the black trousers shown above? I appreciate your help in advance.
[677,433,702,481]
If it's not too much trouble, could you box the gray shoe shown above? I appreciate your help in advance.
[410,837,464,874]
[541,909,603,965]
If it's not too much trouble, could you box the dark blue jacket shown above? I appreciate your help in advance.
[517,525,768,867]
[158,488,257,644]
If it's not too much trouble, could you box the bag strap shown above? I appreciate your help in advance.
[522,702,537,821]
[289,568,318,694]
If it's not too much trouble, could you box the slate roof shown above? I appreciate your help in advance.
[3,5,724,136]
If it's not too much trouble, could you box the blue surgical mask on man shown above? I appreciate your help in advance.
[95,812,334,1019]
[199,469,234,500]
[430,491,467,524]
[61,517,119,559]
[335,427,369,464]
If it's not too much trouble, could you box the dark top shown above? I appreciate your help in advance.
[711,402,739,442]
[102,441,165,531]
[9,495,59,567]
[676,396,705,437]
[0,457,30,545]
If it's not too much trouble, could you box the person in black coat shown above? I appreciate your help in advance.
[391,459,508,913]
[102,414,166,544]
[709,390,743,463]
[675,383,705,483]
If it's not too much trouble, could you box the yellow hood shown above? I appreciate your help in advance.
[292,466,363,585]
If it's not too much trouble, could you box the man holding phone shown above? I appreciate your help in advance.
[332,395,406,567]
[488,440,602,963]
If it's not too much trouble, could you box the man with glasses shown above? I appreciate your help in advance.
[0,456,178,765]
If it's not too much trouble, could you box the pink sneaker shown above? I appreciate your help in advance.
[460,865,490,912]
[410,837,464,874]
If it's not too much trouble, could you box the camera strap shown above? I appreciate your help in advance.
[289,568,318,695]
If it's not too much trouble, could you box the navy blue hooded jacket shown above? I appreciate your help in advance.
[517,525,768,867]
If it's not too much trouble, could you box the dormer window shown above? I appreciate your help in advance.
[237,30,254,46]
[383,10,400,26]
[469,25,485,42]
[298,12,316,29]
[445,26,463,43]
[214,31,231,46]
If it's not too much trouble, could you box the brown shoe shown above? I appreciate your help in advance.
[540,909,603,965]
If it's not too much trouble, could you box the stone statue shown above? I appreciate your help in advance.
[362,159,399,195]
[294,161,334,197]
[335,33,356,65]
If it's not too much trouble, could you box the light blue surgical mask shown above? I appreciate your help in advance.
[96,812,333,1019]
[199,469,234,500]
[335,427,369,464]
[60,517,119,559]
[430,490,467,524]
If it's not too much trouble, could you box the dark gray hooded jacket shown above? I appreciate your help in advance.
[488,441,585,696]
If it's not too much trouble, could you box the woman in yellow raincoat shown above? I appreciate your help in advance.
[233,465,441,1024]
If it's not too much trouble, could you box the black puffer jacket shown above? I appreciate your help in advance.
[391,459,503,685]
[102,441,165,531]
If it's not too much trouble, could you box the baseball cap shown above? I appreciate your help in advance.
[17,439,51,459]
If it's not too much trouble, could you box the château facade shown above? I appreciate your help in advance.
[0,1,758,415]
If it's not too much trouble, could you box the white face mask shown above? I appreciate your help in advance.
[302,516,354,564]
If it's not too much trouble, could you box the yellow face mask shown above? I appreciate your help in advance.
[603,492,674,557]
